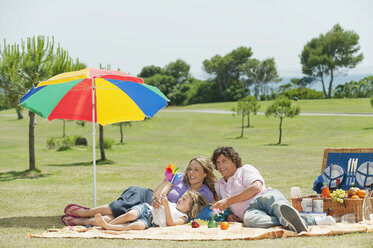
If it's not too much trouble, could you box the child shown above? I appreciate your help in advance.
[95,190,209,231]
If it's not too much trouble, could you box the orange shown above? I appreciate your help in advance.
[357,189,366,198]
[220,222,229,230]
[351,195,359,199]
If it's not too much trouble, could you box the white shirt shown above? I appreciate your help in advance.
[214,164,270,219]
[150,202,188,227]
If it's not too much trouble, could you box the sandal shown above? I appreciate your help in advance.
[61,214,79,226]
[64,204,90,217]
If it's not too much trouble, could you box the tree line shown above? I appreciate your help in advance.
[137,24,365,105]
[0,24,367,112]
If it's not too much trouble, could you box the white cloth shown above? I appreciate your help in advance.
[150,202,188,227]
[215,164,271,219]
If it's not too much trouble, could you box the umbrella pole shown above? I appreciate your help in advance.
[91,78,97,207]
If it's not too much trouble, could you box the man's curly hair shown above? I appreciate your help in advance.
[211,146,242,170]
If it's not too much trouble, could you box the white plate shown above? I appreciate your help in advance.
[322,164,344,188]
[355,161,373,187]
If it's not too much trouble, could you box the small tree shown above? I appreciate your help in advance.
[370,95,373,109]
[232,95,260,138]
[265,96,300,145]
[113,121,132,144]
[0,41,23,118]
[19,36,54,171]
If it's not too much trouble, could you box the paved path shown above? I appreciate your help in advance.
[162,109,373,117]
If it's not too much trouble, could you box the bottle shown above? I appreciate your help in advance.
[336,178,340,189]
[208,214,218,228]
[362,188,372,224]
[320,183,331,198]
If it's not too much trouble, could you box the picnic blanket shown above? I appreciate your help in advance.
[28,222,373,241]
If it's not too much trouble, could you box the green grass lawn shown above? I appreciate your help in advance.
[1,98,373,247]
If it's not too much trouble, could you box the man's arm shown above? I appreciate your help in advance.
[211,180,263,210]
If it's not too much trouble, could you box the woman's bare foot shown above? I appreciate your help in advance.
[95,213,109,229]
[64,204,89,217]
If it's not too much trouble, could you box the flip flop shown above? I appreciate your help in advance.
[64,204,90,217]
[61,214,79,226]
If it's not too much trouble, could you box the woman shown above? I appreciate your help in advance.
[62,156,218,226]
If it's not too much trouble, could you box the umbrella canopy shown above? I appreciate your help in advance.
[20,68,169,206]
[20,68,169,125]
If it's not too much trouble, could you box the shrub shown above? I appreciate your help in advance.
[46,136,78,151]
[46,137,57,149]
[334,76,373,98]
[96,137,115,149]
[282,88,324,100]
[57,136,74,151]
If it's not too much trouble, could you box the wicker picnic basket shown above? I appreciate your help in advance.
[291,148,373,222]
[291,196,373,222]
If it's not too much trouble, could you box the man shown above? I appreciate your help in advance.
[211,146,335,233]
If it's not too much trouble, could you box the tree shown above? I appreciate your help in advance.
[138,65,163,78]
[0,41,23,118]
[232,95,260,138]
[290,76,314,88]
[370,95,373,109]
[203,46,253,101]
[118,122,131,144]
[242,58,281,99]
[19,36,54,171]
[99,124,106,161]
[144,74,177,99]
[265,96,300,145]
[164,59,190,83]
[300,24,364,98]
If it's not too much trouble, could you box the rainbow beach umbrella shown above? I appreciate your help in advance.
[20,68,169,206]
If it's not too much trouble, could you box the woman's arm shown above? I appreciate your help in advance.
[152,180,173,199]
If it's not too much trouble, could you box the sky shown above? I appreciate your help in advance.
[1,0,372,79]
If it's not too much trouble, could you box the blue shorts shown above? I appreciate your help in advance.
[131,203,153,229]
[109,186,153,218]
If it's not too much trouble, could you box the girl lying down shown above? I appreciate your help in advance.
[95,190,209,231]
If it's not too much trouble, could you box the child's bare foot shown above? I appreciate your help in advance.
[95,213,108,229]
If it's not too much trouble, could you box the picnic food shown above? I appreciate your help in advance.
[357,189,366,198]
[220,222,229,230]
[348,187,359,197]
[330,189,346,203]
[191,220,200,228]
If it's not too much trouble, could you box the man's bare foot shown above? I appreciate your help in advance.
[95,213,108,229]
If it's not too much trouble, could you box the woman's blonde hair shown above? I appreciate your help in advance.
[183,156,219,201]
[185,190,209,219]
